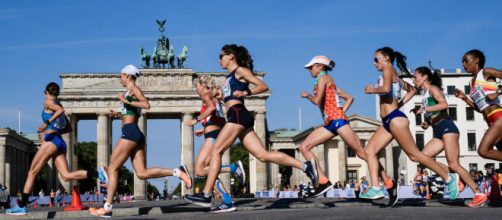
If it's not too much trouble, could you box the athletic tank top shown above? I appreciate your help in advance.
[200,100,226,127]
[222,67,249,103]
[422,88,448,122]
[41,99,67,133]
[470,69,501,111]
[313,77,347,124]
[121,90,141,117]
[376,75,403,100]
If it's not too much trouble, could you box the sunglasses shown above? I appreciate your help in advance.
[374,57,384,63]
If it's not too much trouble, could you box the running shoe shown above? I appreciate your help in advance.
[179,164,193,189]
[467,194,487,208]
[210,202,237,213]
[185,193,212,207]
[89,207,112,218]
[309,181,333,198]
[6,206,27,216]
[304,160,318,187]
[387,179,399,206]
[360,188,385,200]
[232,160,246,185]
[447,173,459,200]
[98,166,109,184]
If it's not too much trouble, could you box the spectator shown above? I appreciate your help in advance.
[39,189,45,197]
[50,189,55,206]
[354,180,361,199]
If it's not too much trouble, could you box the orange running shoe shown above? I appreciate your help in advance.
[89,207,112,218]
[178,164,193,189]
[467,194,487,208]
[458,180,465,192]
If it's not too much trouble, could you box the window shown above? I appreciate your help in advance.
[466,107,474,121]
[347,148,356,157]
[469,163,478,172]
[499,163,502,170]
[464,85,471,94]
[416,133,424,151]
[447,86,456,95]
[347,170,358,184]
[448,107,457,121]
[468,133,476,151]
[485,163,495,170]
[415,105,422,126]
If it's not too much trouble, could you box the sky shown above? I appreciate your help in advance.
[1,0,502,191]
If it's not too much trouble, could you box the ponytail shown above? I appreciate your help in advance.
[222,44,254,72]
[415,66,442,89]
[376,47,410,75]
[394,51,410,76]
[45,82,60,97]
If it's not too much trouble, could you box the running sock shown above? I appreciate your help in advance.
[104,202,113,210]
[87,170,99,180]
[319,176,329,185]
[203,191,212,198]
[372,186,380,190]
[18,193,29,208]
[384,179,394,189]
[475,193,485,196]
[173,168,181,177]
[445,176,452,183]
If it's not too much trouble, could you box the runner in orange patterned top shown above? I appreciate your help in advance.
[300,55,385,198]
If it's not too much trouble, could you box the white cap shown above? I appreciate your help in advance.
[121,64,140,77]
[304,55,335,70]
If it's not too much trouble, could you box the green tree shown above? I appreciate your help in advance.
[75,142,97,192]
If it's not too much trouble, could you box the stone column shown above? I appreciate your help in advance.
[250,111,267,193]
[338,141,347,182]
[0,144,5,186]
[11,147,19,192]
[378,149,386,178]
[62,113,77,192]
[47,158,55,192]
[385,145,394,179]
[180,113,194,195]
[315,143,326,173]
[5,147,10,191]
[134,114,147,200]
[97,113,112,189]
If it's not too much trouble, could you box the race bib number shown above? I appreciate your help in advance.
[470,89,489,110]
[222,78,231,98]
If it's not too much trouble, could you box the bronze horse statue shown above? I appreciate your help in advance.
[140,47,151,68]
[177,46,189,68]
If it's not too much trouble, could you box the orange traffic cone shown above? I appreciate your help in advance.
[49,200,53,207]
[64,186,88,211]
[426,190,431,200]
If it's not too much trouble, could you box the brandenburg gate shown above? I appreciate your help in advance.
[58,68,270,199]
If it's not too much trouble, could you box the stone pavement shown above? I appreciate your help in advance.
[0,198,497,219]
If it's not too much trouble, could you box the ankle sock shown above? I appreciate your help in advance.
[173,168,181,177]
[104,202,113,210]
